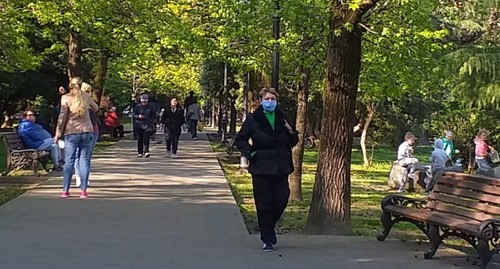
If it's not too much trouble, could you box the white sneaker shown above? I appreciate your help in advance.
[137,153,143,158]
[171,154,177,159]
[143,152,150,158]
[75,176,81,187]
[165,151,171,158]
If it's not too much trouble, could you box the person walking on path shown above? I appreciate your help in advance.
[18,110,63,171]
[161,97,184,158]
[235,88,298,252]
[75,82,99,187]
[186,98,202,140]
[133,94,157,158]
[54,77,98,199]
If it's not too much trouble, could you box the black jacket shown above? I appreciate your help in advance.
[161,106,184,131]
[133,103,157,130]
[235,106,298,176]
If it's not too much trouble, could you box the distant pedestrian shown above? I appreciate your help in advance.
[104,107,124,138]
[186,98,202,140]
[54,77,98,199]
[133,94,157,158]
[160,97,184,158]
[235,88,298,252]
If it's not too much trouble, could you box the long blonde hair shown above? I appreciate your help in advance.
[69,77,88,117]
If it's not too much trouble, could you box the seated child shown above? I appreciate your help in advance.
[396,132,419,192]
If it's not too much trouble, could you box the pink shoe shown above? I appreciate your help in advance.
[80,191,88,199]
[60,192,70,198]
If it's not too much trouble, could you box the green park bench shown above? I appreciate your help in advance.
[377,172,500,269]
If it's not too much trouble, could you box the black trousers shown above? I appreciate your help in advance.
[189,119,198,138]
[165,127,181,154]
[113,125,124,138]
[136,128,151,154]
[252,174,290,244]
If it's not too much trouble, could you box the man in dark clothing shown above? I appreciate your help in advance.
[183,91,196,133]
[133,94,157,158]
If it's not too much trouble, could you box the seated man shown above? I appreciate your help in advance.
[18,110,63,171]
[396,132,419,192]
[104,107,124,138]
[426,138,463,191]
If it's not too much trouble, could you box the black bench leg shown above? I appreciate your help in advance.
[477,239,493,269]
[377,211,396,241]
[424,225,441,259]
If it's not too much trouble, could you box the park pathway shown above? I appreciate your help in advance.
[0,132,489,269]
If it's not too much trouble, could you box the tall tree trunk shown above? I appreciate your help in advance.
[305,4,371,234]
[92,51,109,105]
[217,99,223,133]
[289,68,310,202]
[229,98,237,135]
[67,31,82,81]
[361,102,376,167]
[211,98,216,128]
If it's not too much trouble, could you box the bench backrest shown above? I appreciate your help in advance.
[426,172,500,222]
[1,132,26,151]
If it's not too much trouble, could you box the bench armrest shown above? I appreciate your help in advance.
[11,149,49,159]
[381,195,426,211]
[478,219,500,241]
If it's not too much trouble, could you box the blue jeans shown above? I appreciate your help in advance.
[63,132,93,192]
[74,132,98,179]
[37,138,61,166]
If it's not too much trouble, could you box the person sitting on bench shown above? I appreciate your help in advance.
[396,132,419,192]
[18,110,63,171]
[104,107,124,138]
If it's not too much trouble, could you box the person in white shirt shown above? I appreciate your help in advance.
[396,132,419,192]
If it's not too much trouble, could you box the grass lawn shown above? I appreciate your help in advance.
[208,134,432,238]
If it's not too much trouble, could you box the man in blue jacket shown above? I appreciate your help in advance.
[18,110,63,171]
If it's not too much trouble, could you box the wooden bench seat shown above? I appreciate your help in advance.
[1,132,50,176]
[377,172,500,268]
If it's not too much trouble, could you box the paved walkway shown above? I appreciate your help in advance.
[0,132,491,268]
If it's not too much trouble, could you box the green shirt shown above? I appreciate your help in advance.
[264,111,275,130]
[442,138,454,159]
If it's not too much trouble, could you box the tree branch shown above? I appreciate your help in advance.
[358,23,379,34]
[359,0,382,15]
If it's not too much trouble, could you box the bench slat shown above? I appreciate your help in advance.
[438,176,500,196]
[432,185,500,205]
[428,192,500,216]
[426,201,494,222]
[444,172,500,187]
[385,205,480,235]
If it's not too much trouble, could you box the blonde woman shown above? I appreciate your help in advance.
[55,77,98,198]
[74,82,99,187]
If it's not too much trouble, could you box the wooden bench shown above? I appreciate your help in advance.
[377,172,500,269]
[0,132,50,176]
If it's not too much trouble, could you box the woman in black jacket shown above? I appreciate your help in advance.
[161,97,185,158]
[235,88,298,252]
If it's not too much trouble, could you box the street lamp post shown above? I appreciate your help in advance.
[271,0,280,90]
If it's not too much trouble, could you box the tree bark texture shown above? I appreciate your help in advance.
[289,68,310,202]
[92,52,109,105]
[229,98,237,135]
[361,102,376,167]
[305,5,365,235]
[68,31,82,81]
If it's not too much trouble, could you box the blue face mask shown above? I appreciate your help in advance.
[261,100,277,112]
